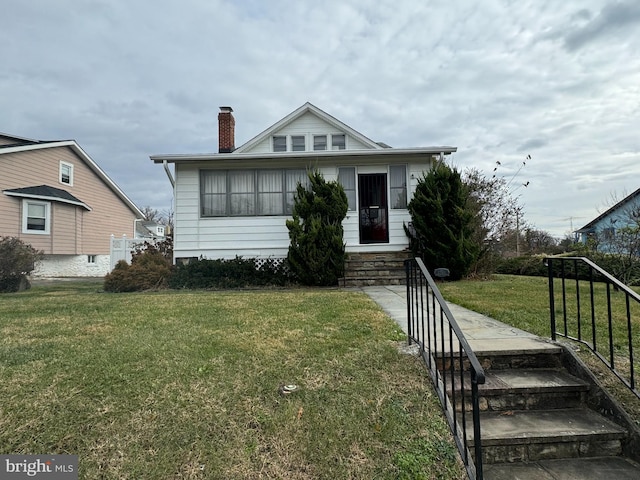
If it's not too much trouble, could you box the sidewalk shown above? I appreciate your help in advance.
[360,284,557,354]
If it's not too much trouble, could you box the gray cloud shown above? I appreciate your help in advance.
[1,0,640,236]
[563,2,640,51]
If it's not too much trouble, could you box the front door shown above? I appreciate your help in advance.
[358,173,389,244]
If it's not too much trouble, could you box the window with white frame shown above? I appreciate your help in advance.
[291,136,305,152]
[87,255,97,264]
[201,169,308,217]
[22,200,50,234]
[273,136,287,152]
[338,167,356,211]
[332,134,346,150]
[313,135,327,151]
[60,161,74,185]
[389,165,407,209]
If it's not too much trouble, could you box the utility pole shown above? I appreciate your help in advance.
[516,210,520,256]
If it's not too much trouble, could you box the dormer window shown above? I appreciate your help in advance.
[60,161,74,185]
[273,136,286,152]
[291,136,305,152]
[314,135,327,151]
[332,134,346,150]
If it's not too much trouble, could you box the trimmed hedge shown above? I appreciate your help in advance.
[168,257,293,289]
[495,256,548,277]
[495,253,640,286]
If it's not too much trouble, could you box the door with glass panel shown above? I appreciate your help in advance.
[358,174,388,243]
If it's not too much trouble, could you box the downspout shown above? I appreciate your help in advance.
[163,160,175,188]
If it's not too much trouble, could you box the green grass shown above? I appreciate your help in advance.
[439,274,640,421]
[0,282,465,480]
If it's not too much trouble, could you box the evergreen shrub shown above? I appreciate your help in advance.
[286,170,348,286]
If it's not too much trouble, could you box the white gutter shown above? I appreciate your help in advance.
[150,146,457,164]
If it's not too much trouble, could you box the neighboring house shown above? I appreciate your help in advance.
[151,102,456,264]
[0,133,144,277]
[135,220,166,239]
[576,187,640,252]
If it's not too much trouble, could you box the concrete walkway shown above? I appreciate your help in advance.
[360,284,557,355]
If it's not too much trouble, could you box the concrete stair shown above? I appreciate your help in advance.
[341,251,409,287]
[447,348,640,479]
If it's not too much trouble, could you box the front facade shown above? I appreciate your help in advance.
[0,133,144,276]
[151,103,456,263]
[576,188,640,253]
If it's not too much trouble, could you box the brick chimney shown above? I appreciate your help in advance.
[218,106,235,153]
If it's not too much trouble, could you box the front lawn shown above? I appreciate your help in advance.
[0,282,465,479]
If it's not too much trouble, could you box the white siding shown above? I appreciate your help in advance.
[244,111,373,154]
[173,156,434,260]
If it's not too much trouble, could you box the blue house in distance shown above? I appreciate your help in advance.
[576,187,640,252]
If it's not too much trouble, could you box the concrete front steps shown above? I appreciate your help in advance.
[341,251,410,287]
[451,347,640,479]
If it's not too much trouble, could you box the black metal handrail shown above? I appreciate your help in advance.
[546,256,639,400]
[405,257,485,480]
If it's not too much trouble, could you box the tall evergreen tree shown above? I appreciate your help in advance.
[406,162,479,280]
[286,170,348,286]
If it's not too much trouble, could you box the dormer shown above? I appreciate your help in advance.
[232,102,385,155]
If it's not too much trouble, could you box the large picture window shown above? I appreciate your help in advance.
[201,169,308,217]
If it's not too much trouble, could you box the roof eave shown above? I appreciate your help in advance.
[3,190,92,211]
[151,147,457,164]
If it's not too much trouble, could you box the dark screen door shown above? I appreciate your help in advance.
[358,174,389,244]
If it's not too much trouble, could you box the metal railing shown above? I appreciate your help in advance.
[546,256,639,400]
[405,258,485,480]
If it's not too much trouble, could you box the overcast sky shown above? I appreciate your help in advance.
[2,0,640,237]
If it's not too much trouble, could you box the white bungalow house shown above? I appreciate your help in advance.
[151,102,456,268]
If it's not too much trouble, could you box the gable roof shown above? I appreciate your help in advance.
[233,102,384,153]
[151,102,457,165]
[0,138,144,218]
[576,187,640,233]
[3,185,91,210]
